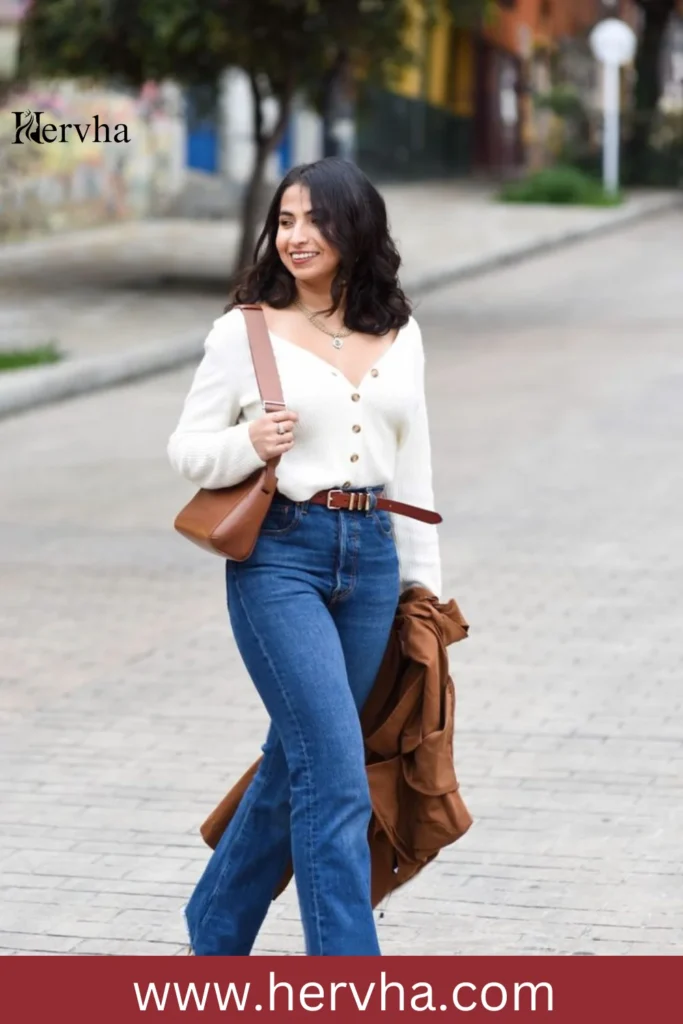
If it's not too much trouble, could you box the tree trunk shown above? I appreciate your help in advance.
[628,1,675,179]
[232,75,293,279]
[234,143,270,274]
[322,50,348,158]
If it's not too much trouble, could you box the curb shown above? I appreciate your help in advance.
[0,335,205,420]
[1,193,680,421]
[406,192,682,295]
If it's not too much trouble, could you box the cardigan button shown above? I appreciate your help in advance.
[370,368,379,377]
[343,480,352,488]
[350,454,359,462]
[352,424,361,433]
[351,393,361,402]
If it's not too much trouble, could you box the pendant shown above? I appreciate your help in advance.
[332,336,344,350]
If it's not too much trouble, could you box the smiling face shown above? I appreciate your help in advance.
[275,184,341,287]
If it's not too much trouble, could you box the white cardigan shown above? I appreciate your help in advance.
[168,309,441,598]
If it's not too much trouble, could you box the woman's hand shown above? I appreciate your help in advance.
[248,408,298,461]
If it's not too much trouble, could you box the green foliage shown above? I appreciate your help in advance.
[535,85,586,122]
[535,85,592,168]
[499,166,624,207]
[435,0,494,26]
[19,1,489,95]
[19,1,413,95]
[0,343,62,372]
[18,0,148,86]
[573,109,683,189]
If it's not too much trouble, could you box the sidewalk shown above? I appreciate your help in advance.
[0,182,679,417]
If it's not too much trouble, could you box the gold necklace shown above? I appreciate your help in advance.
[294,298,353,350]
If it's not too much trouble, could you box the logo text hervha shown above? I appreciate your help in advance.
[13,110,130,145]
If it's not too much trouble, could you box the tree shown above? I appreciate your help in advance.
[629,0,680,173]
[18,0,489,275]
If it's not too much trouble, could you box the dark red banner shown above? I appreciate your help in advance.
[3,956,680,1022]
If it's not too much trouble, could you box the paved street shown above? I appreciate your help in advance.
[1,212,682,956]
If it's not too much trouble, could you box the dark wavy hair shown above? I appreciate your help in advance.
[231,158,411,335]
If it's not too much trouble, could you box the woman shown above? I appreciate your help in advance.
[167,157,441,956]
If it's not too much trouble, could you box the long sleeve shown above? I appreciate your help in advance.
[385,326,442,599]
[167,311,266,489]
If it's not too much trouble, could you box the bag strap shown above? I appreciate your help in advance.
[235,304,283,482]
[237,305,284,413]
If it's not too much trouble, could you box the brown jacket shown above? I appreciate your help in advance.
[200,586,473,907]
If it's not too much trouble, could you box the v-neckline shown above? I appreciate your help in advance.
[268,324,406,392]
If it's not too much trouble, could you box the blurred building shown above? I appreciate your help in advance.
[355,1,476,182]
[356,0,646,181]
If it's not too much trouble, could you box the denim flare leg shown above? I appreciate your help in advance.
[184,487,400,956]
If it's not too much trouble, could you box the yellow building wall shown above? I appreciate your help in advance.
[394,0,426,99]
[389,0,476,121]
[451,29,475,118]
[427,14,450,107]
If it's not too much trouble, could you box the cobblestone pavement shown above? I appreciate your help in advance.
[1,214,682,956]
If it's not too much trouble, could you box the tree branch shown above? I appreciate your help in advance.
[249,67,296,158]
[248,70,265,147]
[266,77,295,154]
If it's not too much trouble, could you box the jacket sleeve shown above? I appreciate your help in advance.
[385,322,442,599]
[167,310,266,490]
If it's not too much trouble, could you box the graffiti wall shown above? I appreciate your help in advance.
[0,80,186,240]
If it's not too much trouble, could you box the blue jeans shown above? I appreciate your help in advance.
[185,487,400,956]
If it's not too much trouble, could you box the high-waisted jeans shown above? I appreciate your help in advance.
[184,487,400,956]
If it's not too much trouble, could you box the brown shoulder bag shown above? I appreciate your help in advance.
[173,305,283,560]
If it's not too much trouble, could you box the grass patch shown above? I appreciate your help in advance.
[499,166,624,207]
[0,342,63,372]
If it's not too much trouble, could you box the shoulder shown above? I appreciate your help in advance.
[207,307,249,348]
[200,307,253,369]
[400,315,425,362]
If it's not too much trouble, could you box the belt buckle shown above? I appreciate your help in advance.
[326,489,344,510]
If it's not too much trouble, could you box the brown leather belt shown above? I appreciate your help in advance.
[308,489,442,525]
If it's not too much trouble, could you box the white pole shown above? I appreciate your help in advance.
[603,61,621,194]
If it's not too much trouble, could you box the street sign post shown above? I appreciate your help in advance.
[589,18,638,194]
